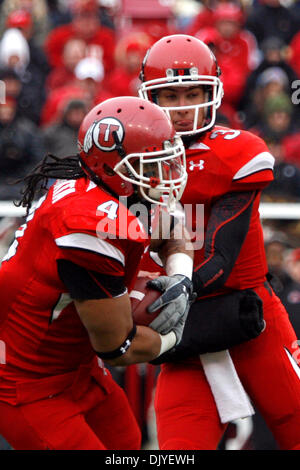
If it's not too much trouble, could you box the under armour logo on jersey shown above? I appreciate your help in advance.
[189,160,205,171]
[83,117,125,153]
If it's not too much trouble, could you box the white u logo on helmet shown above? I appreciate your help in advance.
[83,118,125,153]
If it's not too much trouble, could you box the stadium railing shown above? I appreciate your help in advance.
[0,201,300,219]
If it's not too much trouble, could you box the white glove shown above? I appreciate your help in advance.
[147,275,195,344]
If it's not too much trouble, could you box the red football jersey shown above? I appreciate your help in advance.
[181,125,274,294]
[139,126,274,288]
[0,178,149,391]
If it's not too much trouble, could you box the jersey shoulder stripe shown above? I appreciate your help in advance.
[188,142,211,150]
[233,152,275,181]
[55,233,125,266]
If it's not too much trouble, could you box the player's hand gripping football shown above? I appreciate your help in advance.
[147,275,196,344]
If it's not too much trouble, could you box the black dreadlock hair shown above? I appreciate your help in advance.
[14,151,153,234]
[14,153,85,214]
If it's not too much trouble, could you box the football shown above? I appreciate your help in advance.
[129,276,162,326]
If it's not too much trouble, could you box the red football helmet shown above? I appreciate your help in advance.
[138,34,223,135]
[78,96,187,210]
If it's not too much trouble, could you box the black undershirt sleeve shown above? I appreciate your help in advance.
[192,191,256,297]
[57,259,127,300]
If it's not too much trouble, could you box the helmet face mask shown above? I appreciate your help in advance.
[78,96,187,211]
[113,135,187,210]
[138,34,224,136]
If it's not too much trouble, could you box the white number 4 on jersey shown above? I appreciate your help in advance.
[97,200,119,220]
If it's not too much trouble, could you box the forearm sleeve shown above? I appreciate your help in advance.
[192,191,256,296]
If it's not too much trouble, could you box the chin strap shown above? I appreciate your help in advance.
[112,130,127,159]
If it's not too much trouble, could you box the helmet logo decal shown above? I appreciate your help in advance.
[83,121,95,153]
[83,117,125,153]
[166,68,199,80]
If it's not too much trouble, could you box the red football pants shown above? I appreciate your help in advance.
[0,371,141,450]
[155,285,300,450]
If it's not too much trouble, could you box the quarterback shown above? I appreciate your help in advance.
[139,34,300,450]
[0,97,194,450]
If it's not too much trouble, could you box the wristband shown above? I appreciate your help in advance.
[157,331,177,357]
[166,253,193,280]
[95,324,137,360]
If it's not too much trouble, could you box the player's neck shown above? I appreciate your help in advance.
[182,132,204,149]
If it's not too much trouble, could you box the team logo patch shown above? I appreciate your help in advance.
[83,117,125,153]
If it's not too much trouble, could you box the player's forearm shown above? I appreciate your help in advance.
[150,207,194,269]
[104,326,172,366]
[158,226,194,278]
[193,191,255,296]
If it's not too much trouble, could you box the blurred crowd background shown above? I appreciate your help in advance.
[0,0,300,451]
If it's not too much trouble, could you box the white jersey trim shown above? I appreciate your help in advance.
[189,142,211,150]
[233,152,275,181]
[114,287,128,298]
[86,181,97,192]
[284,347,300,381]
[149,250,164,268]
[55,233,125,266]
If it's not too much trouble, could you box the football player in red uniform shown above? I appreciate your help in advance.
[0,96,194,450]
[139,34,300,450]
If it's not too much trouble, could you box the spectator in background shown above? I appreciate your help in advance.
[264,230,295,295]
[0,68,22,105]
[0,28,46,124]
[280,247,300,334]
[5,9,50,82]
[241,67,291,130]
[288,28,300,79]
[45,0,115,74]
[0,28,30,73]
[46,0,72,29]
[239,37,299,128]
[194,24,244,128]
[107,33,151,97]
[211,3,259,110]
[288,249,300,286]
[41,56,111,126]
[0,0,50,46]
[46,37,86,91]
[262,139,300,203]
[186,0,215,36]
[43,98,87,157]
[192,2,258,124]
[0,97,44,201]
[75,56,112,104]
[246,0,299,48]
[252,93,296,143]
[97,0,118,31]
[118,0,175,44]
[250,92,300,169]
